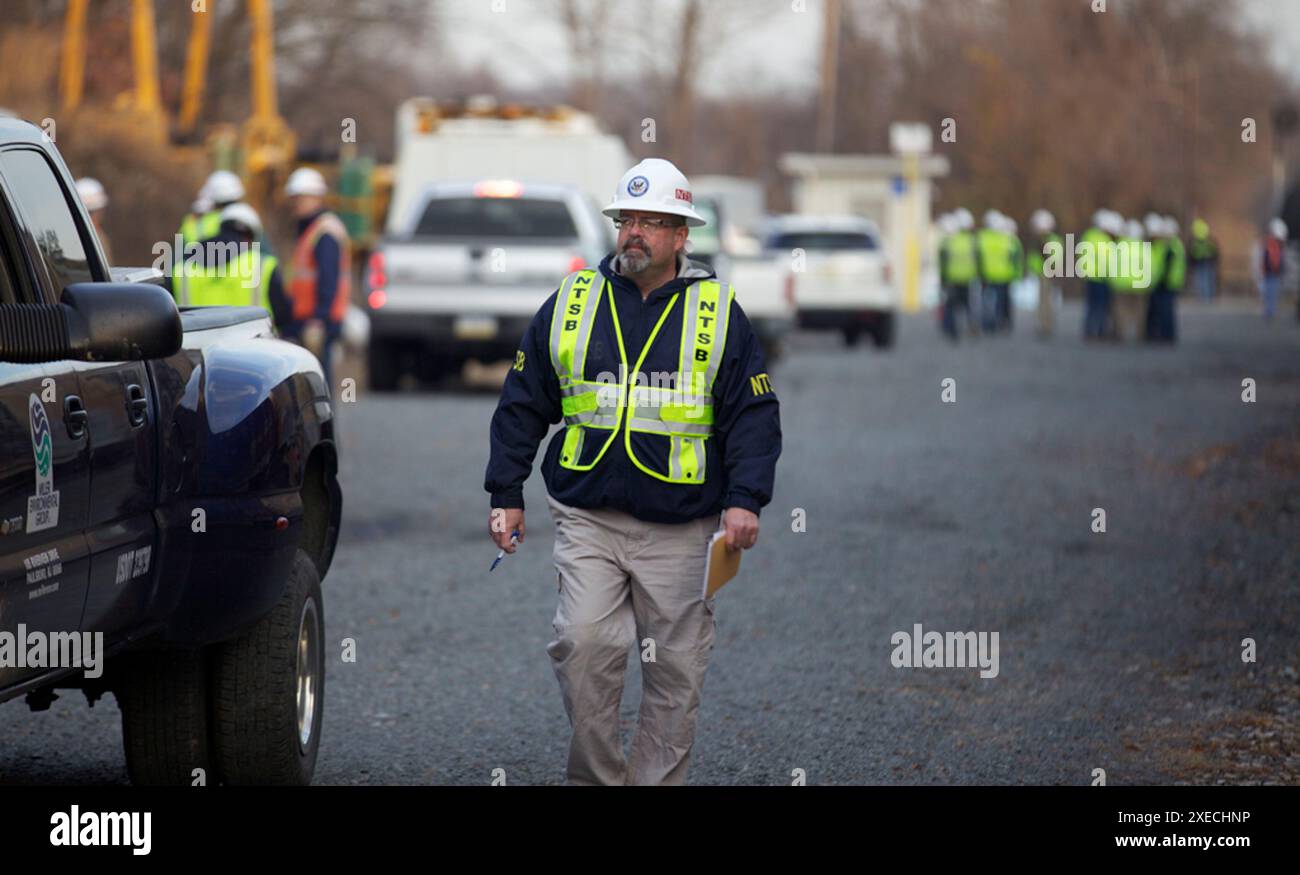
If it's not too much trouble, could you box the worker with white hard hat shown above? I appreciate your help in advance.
[76,177,112,263]
[177,202,287,330]
[1147,214,1186,342]
[283,166,349,393]
[1080,210,1117,339]
[181,170,246,246]
[1108,219,1151,341]
[1259,217,1289,321]
[485,156,780,786]
[1028,210,1062,337]
[977,209,1019,333]
[938,207,980,341]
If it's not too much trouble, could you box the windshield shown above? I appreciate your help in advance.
[414,197,578,238]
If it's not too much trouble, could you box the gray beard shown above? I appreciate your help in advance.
[619,247,652,273]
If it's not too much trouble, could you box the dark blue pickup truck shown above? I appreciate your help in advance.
[0,120,341,784]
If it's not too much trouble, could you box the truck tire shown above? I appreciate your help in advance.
[368,341,399,391]
[211,549,325,785]
[841,326,861,347]
[119,649,214,786]
[871,313,896,349]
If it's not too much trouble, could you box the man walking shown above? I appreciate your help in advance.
[485,158,781,786]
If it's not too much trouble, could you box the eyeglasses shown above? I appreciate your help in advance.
[613,216,683,232]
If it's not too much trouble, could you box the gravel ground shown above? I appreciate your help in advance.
[2,299,1297,785]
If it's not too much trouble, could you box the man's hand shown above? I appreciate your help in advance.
[722,507,759,551]
[489,507,525,552]
[300,319,326,357]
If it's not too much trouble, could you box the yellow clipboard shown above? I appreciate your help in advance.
[702,529,741,598]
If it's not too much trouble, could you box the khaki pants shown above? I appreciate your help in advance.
[545,494,718,786]
[1113,293,1147,341]
[1037,279,1057,337]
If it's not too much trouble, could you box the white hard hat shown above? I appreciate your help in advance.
[602,158,705,227]
[219,202,262,236]
[1125,219,1144,240]
[205,170,245,204]
[1270,217,1288,239]
[983,209,1001,228]
[1001,215,1018,234]
[1102,211,1124,236]
[1144,212,1165,237]
[193,195,214,214]
[936,213,954,235]
[76,177,107,212]
[955,208,974,230]
[1030,209,1054,233]
[285,166,329,198]
[1163,215,1180,237]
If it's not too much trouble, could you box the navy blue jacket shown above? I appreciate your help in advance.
[485,252,781,524]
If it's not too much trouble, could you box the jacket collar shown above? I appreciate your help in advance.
[599,251,716,303]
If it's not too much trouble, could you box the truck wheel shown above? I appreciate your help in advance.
[211,549,325,785]
[118,649,214,786]
[871,314,897,349]
[368,342,399,391]
[841,327,861,347]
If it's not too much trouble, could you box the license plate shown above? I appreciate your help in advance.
[453,315,498,340]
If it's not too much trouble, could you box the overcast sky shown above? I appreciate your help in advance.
[438,0,1300,97]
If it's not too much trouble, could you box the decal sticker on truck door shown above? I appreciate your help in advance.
[26,393,60,532]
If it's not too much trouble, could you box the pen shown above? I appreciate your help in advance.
[490,529,520,571]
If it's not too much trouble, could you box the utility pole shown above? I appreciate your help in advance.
[816,0,840,153]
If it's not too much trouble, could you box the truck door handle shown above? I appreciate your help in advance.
[125,383,148,427]
[63,394,88,439]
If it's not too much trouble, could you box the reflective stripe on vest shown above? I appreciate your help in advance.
[547,269,732,484]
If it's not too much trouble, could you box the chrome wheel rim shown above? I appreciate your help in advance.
[296,596,320,752]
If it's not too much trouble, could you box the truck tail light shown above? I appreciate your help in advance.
[784,272,796,306]
[367,251,387,309]
[882,261,892,284]
[567,255,586,273]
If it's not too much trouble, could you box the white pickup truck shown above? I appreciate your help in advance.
[365,180,612,388]
[769,214,897,348]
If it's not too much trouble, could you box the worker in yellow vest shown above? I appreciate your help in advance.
[177,203,289,330]
[938,209,979,341]
[486,158,780,785]
[1110,218,1152,342]
[976,210,1019,333]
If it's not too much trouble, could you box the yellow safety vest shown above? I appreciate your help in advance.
[180,247,278,313]
[548,269,732,485]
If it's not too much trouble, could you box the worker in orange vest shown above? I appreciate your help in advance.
[284,167,350,394]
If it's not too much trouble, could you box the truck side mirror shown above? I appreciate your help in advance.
[0,282,182,364]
